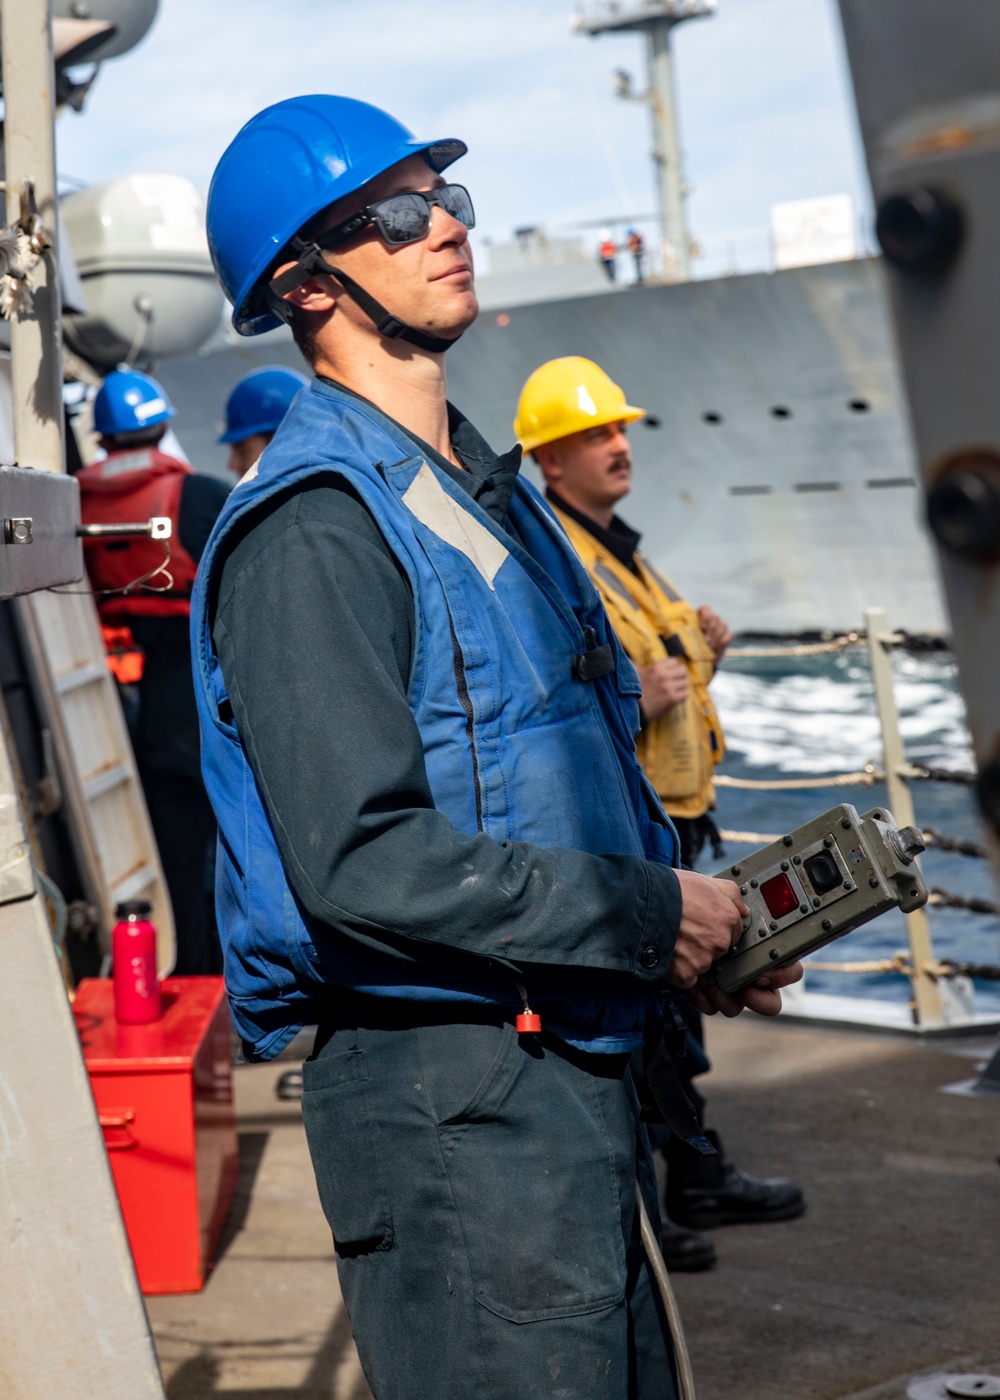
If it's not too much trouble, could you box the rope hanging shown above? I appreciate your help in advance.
[807,953,1000,979]
[724,629,942,660]
[714,768,978,794]
[714,768,883,791]
[807,954,911,975]
[726,634,863,659]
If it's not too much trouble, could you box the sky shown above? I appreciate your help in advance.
[55,0,873,280]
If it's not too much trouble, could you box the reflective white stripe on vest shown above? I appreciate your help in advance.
[593,558,637,605]
[643,557,682,602]
[402,462,509,590]
[95,449,155,478]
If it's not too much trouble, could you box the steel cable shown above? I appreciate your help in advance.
[637,1188,697,1400]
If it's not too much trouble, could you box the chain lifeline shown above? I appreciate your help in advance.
[721,826,990,860]
[928,887,999,916]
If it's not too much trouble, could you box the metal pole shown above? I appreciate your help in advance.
[0,3,167,1393]
[837,0,1000,908]
[1,0,65,474]
[646,20,690,282]
[865,608,943,1026]
[0,720,166,1399]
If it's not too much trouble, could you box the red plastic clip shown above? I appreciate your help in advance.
[513,979,541,1034]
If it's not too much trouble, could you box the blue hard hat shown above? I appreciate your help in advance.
[207,94,467,338]
[219,365,309,443]
[94,368,174,436]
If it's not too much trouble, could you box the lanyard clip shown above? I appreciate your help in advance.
[513,979,542,1034]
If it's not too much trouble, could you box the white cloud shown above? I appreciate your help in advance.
[55,0,871,273]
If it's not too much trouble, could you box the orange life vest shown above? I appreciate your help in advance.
[77,449,199,625]
[100,625,144,684]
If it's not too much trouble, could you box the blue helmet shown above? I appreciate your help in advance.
[207,95,466,337]
[218,366,309,443]
[94,368,174,436]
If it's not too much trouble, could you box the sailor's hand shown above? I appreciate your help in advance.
[637,657,689,720]
[667,871,748,990]
[688,960,804,1018]
[698,606,733,660]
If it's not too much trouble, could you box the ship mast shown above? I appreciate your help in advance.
[575,0,716,282]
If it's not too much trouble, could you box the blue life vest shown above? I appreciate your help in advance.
[192,379,679,1060]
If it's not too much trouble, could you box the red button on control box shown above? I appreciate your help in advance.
[760,873,799,919]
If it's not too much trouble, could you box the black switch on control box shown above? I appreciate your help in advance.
[803,850,842,895]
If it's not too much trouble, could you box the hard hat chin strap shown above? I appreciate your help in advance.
[267,245,463,355]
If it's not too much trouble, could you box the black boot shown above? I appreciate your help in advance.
[666,1129,805,1230]
[660,1216,717,1272]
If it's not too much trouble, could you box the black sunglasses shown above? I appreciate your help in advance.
[315,183,476,250]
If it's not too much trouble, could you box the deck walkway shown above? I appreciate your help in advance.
[148,1017,1000,1399]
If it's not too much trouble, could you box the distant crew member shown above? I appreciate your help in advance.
[599,228,617,282]
[78,368,230,974]
[627,227,646,283]
[516,355,806,1269]
[218,365,308,478]
[518,357,729,866]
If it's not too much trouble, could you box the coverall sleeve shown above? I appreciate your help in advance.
[179,474,231,562]
[212,481,681,983]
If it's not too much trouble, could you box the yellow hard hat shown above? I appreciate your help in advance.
[513,356,646,454]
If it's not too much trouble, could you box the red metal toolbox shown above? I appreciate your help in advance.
[73,976,239,1295]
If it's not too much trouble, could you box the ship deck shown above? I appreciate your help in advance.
[148,1017,1000,1400]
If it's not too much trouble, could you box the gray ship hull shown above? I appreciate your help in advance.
[157,256,946,636]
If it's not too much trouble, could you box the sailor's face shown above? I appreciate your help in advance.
[549,421,633,510]
[227,432,271,479]
[286,155,478,344]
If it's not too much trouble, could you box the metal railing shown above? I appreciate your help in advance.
[717,608,999,1027]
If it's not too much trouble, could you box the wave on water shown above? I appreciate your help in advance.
[713,653,973,774]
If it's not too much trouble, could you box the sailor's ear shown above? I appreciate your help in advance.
[534,442,562,484]
[276,266,340,314]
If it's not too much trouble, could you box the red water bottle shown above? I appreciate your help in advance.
[112,899,161,1024]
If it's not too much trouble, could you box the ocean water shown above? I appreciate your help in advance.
[706,647,1000,1013]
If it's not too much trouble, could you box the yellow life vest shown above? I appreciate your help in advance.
[552,506,725,819]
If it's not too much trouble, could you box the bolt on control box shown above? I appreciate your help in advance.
[711,803,928,994]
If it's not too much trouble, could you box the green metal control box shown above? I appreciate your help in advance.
[712,803,928,994]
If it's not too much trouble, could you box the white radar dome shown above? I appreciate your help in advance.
[62,173,224,370]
